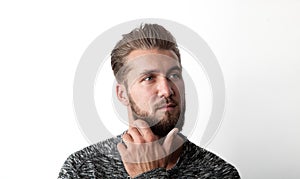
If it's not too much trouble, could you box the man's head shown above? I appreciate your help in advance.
[111,24,185,137]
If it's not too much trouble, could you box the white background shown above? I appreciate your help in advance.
[0,1,299,178]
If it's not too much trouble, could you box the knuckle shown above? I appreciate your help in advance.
[122,134,131,142]
[147,135,157,141]
[122,133,129,139]
[135,136,145,143]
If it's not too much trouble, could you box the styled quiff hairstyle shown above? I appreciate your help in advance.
[111,23,181,83]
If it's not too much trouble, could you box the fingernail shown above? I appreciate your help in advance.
[173,128,179,135]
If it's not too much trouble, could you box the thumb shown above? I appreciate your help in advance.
[162,128,179,154]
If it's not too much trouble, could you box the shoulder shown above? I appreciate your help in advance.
[58,136,122,179]
[180,140,240,178]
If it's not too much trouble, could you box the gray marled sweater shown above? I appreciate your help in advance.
[58,134,240,178]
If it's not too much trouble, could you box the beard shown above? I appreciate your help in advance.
[128,93,185,137]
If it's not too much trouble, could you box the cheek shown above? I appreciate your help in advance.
[131,88,156,108]
[172,82,185,96]
[130,86,146,99]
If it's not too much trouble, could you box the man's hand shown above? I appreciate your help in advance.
[117,119,179,178]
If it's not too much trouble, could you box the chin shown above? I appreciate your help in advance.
[150,116,184,137]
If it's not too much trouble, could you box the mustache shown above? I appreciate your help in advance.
[153,97,178,109]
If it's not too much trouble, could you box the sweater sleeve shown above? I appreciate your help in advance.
[58,153,81,179]
[57,145,99,179]
[132,168,169,179]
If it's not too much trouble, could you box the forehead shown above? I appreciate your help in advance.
[125,49,181,73]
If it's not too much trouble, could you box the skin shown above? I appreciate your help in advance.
[116,49,185,178]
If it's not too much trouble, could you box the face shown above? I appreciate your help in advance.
[117,49,186,137]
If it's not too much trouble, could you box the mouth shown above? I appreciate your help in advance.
[157,103,177,111]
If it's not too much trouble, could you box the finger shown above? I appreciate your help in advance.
[162,128,179,154]
[117,142,127,154]
[133,120,157,142]
[128,127,144,143]
[122,132,134,144]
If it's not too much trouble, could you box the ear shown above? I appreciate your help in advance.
[116,83,129,106]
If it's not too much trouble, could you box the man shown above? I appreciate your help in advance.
[58,24,240,178]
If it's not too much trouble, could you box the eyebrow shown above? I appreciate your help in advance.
[167,66,182,73]
[139,66,182,76]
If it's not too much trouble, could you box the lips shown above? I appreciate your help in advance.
[157,103,177,110]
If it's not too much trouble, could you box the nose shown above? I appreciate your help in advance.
[157,77,174,98]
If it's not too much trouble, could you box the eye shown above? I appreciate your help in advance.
[143,76,154,81]
[169,73,181,80]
